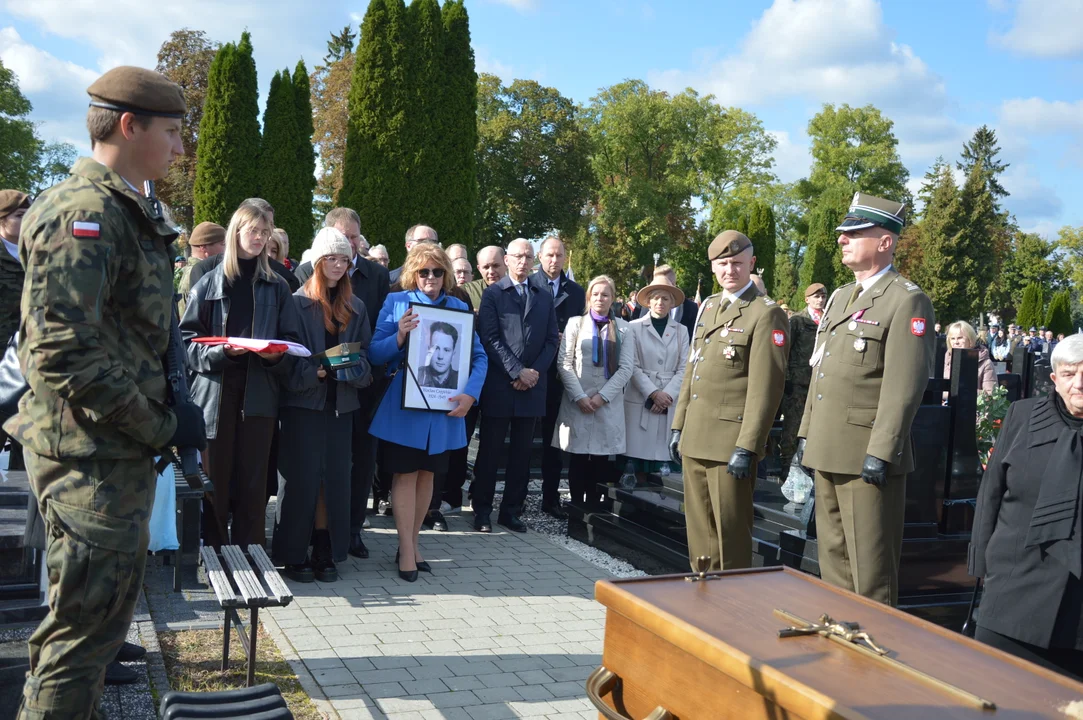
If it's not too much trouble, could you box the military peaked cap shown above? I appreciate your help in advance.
[708,230,753,260]
[837,192,906,235]
[0,190,30,220]
[87,66,186,118]
[188,222,225,247]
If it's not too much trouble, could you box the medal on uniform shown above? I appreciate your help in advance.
[848,321,858,331]
[721,327,729,337]
[853,338,867,353]
[723,345,736,359]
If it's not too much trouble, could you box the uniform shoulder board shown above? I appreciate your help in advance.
[901,279,922,293]
[762,297,777,306]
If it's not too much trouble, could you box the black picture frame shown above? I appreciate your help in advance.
[402,302,476,412]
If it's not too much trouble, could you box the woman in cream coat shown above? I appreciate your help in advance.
[553,275,636,508]
[623,276,689,483]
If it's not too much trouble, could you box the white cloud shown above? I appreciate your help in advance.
[990,0,1083,58]
[1001,163,1063,223]
[766,129,811,184]
[482,0,537,10]
[1000,98,1083,136]
[473,46,517,83]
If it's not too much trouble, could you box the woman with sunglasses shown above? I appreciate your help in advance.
[368,244,487,581]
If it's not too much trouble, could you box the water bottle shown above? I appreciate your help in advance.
[619,461,636,489]
[659,463,671,479]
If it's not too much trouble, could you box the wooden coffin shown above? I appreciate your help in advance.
[592,566,1083,719]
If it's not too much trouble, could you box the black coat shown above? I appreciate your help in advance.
[632,297,698,341]
[477,275,559,418]
[528,271,585,341]
[970,396,1083,649]
[294,256,389,334]
[189,252,299,293]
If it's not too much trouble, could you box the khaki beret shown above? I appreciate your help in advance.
[0,190,30,220]
[188,222,225,247]
[87,66,186,118]
[804,283,826,298]
[708,230,753,261]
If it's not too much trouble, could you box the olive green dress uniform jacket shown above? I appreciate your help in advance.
[672,285,789,462]
[0,242,24,344]
[4,158,178,459]
[798,270,935,473]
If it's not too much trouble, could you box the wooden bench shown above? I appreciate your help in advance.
[171,461,210,592]
[200,544,293,686]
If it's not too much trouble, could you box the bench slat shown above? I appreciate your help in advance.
[200,547,240,606]
[222,545,265,606]
[247,545,293,606]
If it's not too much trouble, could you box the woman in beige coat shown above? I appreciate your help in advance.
[623,276,689,483]
[553,275,636,508]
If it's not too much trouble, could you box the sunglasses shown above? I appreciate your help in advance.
[417,268,445,279]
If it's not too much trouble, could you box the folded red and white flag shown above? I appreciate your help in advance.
[191,337,311,357]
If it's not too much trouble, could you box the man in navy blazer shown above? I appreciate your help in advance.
[529,236,585,518]
[473,238,559,533]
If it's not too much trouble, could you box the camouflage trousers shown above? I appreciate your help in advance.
[779,385,810,470]
[18,452,154,720]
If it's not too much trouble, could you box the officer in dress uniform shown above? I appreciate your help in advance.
[780,283,827,469]
[792,193,935,607]
[4,66,206,719]
[670,230,788,571]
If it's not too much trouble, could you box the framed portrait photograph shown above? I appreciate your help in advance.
[402,303,475,412]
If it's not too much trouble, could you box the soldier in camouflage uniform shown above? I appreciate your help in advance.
[175,221,225,316]
[3,66,206,720]
[0,190,31,346]
[779,283,828,469]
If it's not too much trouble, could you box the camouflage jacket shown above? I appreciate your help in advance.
[0,240,23,343]
[786,307,819,388]
[3,157,178,458]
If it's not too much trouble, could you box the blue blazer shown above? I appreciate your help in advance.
[477,275,559,418]
[368,290,487,455]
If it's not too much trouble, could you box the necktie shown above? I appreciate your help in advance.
[517,283,525,298]
[550,279,558,297]
[845,283,862,310]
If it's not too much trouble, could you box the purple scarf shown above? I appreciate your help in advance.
[590,310,618,379]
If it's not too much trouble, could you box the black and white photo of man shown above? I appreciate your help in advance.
[418,321,460,389]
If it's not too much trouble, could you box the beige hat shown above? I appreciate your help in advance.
[0,190,30,220]
[636,275,685,307]
[310,227,353,264]
[708,230,753,260]
[804,282,826,299]
[188,221,225,246]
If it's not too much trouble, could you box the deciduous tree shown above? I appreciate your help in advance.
[806,103,908,200]
[310,48,354,215]
[0,59,40,191]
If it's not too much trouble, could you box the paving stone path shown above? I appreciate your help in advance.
[263,511,609,720]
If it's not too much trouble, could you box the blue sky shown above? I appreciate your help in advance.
[2,0,1080,237]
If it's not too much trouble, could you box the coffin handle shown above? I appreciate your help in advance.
[586,665,674,720]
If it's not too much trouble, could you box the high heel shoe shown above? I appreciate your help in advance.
[395,550,419,581]
[395,550,431,573]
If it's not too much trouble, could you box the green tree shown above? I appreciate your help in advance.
[156,29,219,230]
[341,0,411,267]
[954,161,999,317]
[404,0,446,229]
[1002,230,1062,312]
[957,125,1009,203]
[1059,225,1083,291]
[1016,283,1044,331]
[909,162,964,320]
[794,192,848,308]
[193,32,261,226]
[257,70,307,253]
[805,103,908,199]
[30,141,77,194]
[1046,290,1073,337]
[439,0,478,249]
[292,60,317,252]
[0,59,40,191]
[475,74,592,246]
[325,25,356,63]
[746,202,776,295]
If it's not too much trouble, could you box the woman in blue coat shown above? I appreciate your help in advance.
[369,243,487,581]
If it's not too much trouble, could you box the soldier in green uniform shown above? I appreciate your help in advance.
[0,190,31,346]
[4,66,207,719]
[670,230,789,571]
[779,283,827,469]
[793,193,935,607]
[175,221,225,316]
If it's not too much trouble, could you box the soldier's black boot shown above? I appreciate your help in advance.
[312,529,337,583]
[283,556,315,583]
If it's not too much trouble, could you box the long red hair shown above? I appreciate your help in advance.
[303,258,356,333]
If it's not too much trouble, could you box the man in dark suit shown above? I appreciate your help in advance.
[529,236,585,518]
[388,224,438,285]
[632,264,697,340]
[473,239,559,533]
[295,207,390,559]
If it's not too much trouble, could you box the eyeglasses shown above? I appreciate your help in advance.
[507,253,534,262]
[417,268,445,279]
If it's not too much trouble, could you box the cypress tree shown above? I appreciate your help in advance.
[1047,290,1073,337]
[257,70,306,252]
[747,202,776,296]
[795,201,840,308]
[1016,283,1044,331]
[193,32,261,226]
[439,0,478,250]
[735,213,749,236]
[910,163,965,322]
[292,60,317,253]
[342,0,411,267]
[405,0,445,228]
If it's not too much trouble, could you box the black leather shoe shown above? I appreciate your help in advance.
[542,503,568,520]
[104,660,138,685]
[422,512,435,529]
[116,641,146,662]
[430,511,448,532]
[378,499,393,516]
[348,533,369,559]
[498,516,528,533]
[474,511,492,533]
[398,569,418,582]
[313,561,337,583]
[284,561,315,583]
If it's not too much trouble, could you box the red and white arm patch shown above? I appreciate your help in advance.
[910,318,926,336]
[72,221,101,238]
[772,329,786,347]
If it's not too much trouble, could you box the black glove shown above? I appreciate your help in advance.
[727,447,755,479]
[791,438,807,471]
[669,430,682,465]
[168,402,208,451]
[861,454,888,487]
